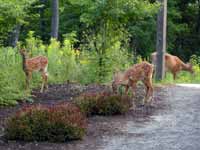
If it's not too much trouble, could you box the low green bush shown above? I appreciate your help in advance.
[5,103,87,142]
[74,92,133,116]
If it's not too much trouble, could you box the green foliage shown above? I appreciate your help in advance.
[47,36,80,83]
[74,92,133,116]
[0,47,27,105]
[5,103,87,142]
[167,0,200,60]
[75,0,158,81]
[78,39,133,83]
[0,31,133,105]
[0,0,36,45]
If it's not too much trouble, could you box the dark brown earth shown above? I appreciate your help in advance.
[0,83,200,150]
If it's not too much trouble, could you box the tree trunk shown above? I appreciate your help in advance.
[51,0,59,39]
[196,0,200,34]
[156,0,167,80]
[39,0,47,41]
[131,37,137,64]
[10,24,21,47]
[98,20,107,82]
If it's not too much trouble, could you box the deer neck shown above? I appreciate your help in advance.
[181,63,190,71]
[21,53,28,72]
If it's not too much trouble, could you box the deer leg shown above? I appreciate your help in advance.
[143,80,153,104]
[146,85,153,104]
[44,66,48,90]
[41,72,48,93]
[125,85,129,95]
[25,76,29,90]
[173,72,177,80]
[44,72,48,90]
[112,82,118,94]
[130,83,136,98]
[25,72,32,90]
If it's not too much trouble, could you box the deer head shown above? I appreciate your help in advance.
[112,71,129,93]
[186,63,194,74]
[19,49,29,58]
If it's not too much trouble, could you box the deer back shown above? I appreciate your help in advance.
[26,56,48,72]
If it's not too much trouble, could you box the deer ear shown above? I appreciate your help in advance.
[19,49,23,53]
[113,68,119,74]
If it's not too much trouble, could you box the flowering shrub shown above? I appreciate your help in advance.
[74,92,133,116]
[5,103,87,142]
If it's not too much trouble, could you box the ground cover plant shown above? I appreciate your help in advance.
[74,92,133,116]
[5,103,87,142]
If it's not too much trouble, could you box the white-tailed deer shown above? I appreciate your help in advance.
[151,52,194,80]
[112,61,154,104]
[19,49,48,93]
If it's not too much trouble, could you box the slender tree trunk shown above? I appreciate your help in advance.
[156,0,167,80]
[131,37,137,64]
[51,0,59,39]
[10,24,21,47]
[197,0,200,34]
[39,0,46,41]
[198,0,200,50]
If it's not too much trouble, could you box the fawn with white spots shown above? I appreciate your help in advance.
[19,49,48,93]
[112,61,154,104]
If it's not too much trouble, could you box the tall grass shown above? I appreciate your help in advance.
[0,47,26,105]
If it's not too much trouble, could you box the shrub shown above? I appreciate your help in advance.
[74,92,133,116]
[5,103,87,142]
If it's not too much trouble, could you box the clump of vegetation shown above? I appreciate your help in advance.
[5,103,87,142]
[0,47,27,106]
[74,92,133,116]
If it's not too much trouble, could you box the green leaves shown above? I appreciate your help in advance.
[0,0,37,45]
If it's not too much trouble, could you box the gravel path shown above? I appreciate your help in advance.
[98,84,200,150]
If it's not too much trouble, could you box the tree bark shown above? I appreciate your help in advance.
[10,24,21,47]
[156,0,167,80]
[51,0,59,39]
[39,0,47,41]
[196,0,200,34]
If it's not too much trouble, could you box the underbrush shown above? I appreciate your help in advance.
[5,103,87,142]
[0,47,27,105]
[74,92,133,116]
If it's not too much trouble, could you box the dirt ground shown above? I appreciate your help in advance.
[0,83,199,150]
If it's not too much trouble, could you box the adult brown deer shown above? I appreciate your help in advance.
[19,49,48,93]
[151,52,194,80]
[112,61,154,104]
